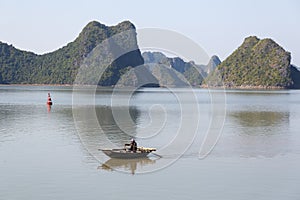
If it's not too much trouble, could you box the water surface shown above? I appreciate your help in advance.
[0,85,299,199]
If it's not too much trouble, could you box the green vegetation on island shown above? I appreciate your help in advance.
[0,21,147,86]
[207,36,294,88]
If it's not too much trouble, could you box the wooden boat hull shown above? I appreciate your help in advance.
[101,149,150,159]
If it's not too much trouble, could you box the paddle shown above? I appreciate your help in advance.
[151,152,162,158]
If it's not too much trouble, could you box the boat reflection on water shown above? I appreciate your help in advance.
[99,158,157,175]
[46,104,52,112]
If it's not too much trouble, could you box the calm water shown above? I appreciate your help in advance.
[0,85,300,199]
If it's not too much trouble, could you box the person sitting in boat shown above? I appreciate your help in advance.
[129,138,137,152]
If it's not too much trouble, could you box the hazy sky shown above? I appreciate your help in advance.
[0,0,299,65]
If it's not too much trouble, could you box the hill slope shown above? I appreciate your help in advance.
[0,21,146,86]
[209,36,293,88]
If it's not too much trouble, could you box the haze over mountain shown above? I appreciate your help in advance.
[142,51,221,87]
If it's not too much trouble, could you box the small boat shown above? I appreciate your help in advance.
[100,147,156,159]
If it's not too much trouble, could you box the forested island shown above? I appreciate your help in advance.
[206,36,300,89]
[0,21,147,86]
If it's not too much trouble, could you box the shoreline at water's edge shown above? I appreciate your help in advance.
[0,83,74,87]
[0,83,297,90]
[200,84,290,90]
[0,84,114,88]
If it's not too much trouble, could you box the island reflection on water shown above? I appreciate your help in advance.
[213,107,292,158]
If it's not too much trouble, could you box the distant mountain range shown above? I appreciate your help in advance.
[142,52,220,87]
[0,20,300,89]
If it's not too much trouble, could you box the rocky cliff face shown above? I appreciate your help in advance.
[290,65,300,89]
[206,55,221,74]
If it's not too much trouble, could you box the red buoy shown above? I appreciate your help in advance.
[47,93,53,106]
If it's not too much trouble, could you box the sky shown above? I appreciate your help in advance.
[0,0,299,65]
